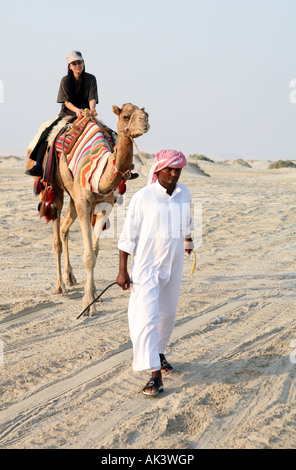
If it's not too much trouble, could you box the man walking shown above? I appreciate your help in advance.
[116,150,194,397]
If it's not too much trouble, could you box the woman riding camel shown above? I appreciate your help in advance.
[26,50,98,177]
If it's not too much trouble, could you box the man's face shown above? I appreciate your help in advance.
[157,167,182,190]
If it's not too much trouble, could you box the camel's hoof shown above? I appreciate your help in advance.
[83,309,96,318]
[53,283,66,294]
[82,301,97,317]
[89,305,96,316]
[63,272,77,286]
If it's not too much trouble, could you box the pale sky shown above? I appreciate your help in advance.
[1,0,296,160]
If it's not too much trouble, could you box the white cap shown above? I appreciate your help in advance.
[66,50,84,64]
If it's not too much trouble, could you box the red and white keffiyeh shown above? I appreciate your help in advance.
[148,149,187,184]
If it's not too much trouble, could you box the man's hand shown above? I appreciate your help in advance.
[185,237,194,255]
[117,250,131,290]
[116,271,131,290]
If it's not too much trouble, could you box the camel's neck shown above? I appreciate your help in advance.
[114,132,133,172]
[98,131,133,193]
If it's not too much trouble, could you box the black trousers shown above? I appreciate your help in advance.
[29,117,62,164]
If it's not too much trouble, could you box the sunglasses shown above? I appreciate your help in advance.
[71,61,83,66]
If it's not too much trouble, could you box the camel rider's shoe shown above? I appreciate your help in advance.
[25,165,43,177]
[130,172,139,180]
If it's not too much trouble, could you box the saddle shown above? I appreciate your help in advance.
[43,110,117,184]
[55,109,116,155]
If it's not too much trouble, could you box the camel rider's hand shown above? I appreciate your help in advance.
[76,108,84,119]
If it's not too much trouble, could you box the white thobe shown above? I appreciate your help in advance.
[118,180,192,372]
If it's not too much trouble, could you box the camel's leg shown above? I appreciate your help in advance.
[60,198,78,286]
[52,187,65,294]
[75,200,97,316]
[92,201,114,257]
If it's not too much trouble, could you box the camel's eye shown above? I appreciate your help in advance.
[122,115,130,121]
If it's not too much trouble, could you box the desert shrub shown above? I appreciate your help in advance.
[189,154,215,163]
[269,160,296,169]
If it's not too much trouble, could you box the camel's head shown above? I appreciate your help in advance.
[112,103,150,138]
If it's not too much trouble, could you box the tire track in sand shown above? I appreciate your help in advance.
[0,295,261,446]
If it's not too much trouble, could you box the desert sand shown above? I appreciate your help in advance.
[0,154,295,449]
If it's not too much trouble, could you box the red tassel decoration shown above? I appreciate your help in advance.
[34,178,42,195]
[41,188,48,203]
[118,179,126,195]
[45,204,53,222]
[40,202,46,218]
[47,188,55,204]
[40,185,55,204]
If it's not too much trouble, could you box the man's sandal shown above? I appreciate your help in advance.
[160,354,173,373]
[142,377,164,397]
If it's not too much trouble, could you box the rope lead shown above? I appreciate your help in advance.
[77,281,118,319]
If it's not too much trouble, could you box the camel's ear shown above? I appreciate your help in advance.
[141,107,145,111]
[112,105,121,116]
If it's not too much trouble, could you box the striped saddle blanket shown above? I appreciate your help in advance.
[56,121,114,193]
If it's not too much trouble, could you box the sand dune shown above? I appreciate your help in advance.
[0,155,295,449]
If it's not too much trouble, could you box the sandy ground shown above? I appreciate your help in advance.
[0,155,295,450]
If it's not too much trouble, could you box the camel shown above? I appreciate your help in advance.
[26,103,150,315]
